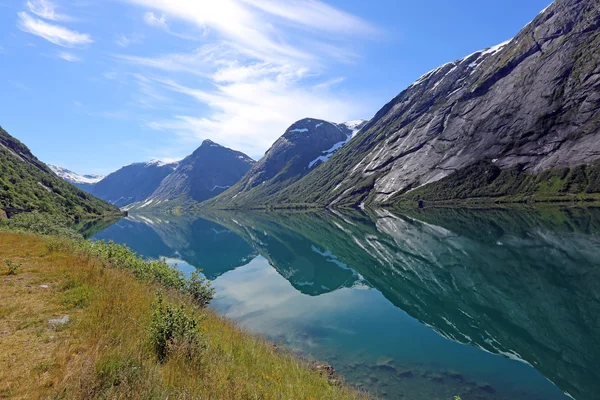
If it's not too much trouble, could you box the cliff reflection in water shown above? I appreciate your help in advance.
[94,206,600,400]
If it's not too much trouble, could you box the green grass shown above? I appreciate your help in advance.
[0,230,369,400]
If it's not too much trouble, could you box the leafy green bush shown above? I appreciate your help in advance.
[5,259,22,275]
[186,271,215,308]
[149,292,203,362]
[0,212,83,240]
[76,240,214,308]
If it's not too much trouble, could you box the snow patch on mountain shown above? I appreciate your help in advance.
[48,165,105,184]
[308,120,368,169]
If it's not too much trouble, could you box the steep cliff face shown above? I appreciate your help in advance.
[275,0,600,207]
[204,118,365,209]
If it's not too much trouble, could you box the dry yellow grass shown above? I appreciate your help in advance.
[0,232,370,400]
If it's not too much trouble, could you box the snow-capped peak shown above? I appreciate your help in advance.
[48,165,105,185]
[146,159,179,167]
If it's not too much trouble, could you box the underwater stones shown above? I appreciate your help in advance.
[428,373,445,383]
[375,356,396,371]
[476,382,495,393]
[444,369,466,382]
[396,369,414,378]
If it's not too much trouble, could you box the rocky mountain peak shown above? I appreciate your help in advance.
[270,0,600,208]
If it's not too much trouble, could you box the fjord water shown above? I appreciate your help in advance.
[92,207,600,400]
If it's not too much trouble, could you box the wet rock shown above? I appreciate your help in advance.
[429,373,444,383]
[48,315,70,328]
[313,362,340,386]
[369,374,379,383]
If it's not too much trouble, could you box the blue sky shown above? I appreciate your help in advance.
[0,0,552,174]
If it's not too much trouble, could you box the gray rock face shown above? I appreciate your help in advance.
[278,0,600,207]
[206,118,366,208]
[144,140,255,206]
[92,161,178,207]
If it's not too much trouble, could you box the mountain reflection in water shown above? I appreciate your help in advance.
[93,206,600,400]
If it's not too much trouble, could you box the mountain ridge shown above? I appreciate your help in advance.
[203,118,367,209]
[257,0,600,208]
[0,126,120,219]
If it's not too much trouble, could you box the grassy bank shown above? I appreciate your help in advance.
[0,229,368,399]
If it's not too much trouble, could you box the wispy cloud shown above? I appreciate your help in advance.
[116,0,377,156]
[57,51,81,62]
[26,0,72,22]
[115,33,143,48]
[143,11,168,30]
[17,12,92,47]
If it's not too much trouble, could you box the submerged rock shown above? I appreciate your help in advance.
[444,369,466,382]
[375,356,396,371]
[396,369,414,378]
[476,382,496,393]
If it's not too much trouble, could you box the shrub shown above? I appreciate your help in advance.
[186,271,215,308]
[5,259,22,275]
[149,292,203,362]
[0,212,83,240]
[76,240,214,308]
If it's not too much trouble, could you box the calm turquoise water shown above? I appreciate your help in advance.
[92,207,600,400]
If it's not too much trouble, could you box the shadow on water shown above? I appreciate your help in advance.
[92,206,600,400]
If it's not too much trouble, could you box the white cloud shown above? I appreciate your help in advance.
[240,0,379,36]
[26,0,72,22]
[143,11,168,30]
[17,12,93,47]
[116,33,143,48]
[57,51,81,62]
[117,0,376,156]
[146,73,365,156]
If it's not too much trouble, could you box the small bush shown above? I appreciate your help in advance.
[5,259,22,275]
[149,292,203,362]
[186,271,215,308]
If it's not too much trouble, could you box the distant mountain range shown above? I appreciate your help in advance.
[36,0,600,212]
[51,119,364,212]
[127,140,256,211]
[48,165,104,192]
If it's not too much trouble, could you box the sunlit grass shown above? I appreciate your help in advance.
[0,232,370,399]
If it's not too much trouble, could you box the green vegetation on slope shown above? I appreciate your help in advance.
[394,160,600,205]
[0,126,121,219]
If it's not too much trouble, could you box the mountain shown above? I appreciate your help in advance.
[131,140,255,211]
[203,118,366,209]
[91,160,179,207]
[261,0,600,208]
[48,165,104,192]
[0,126,120,219]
